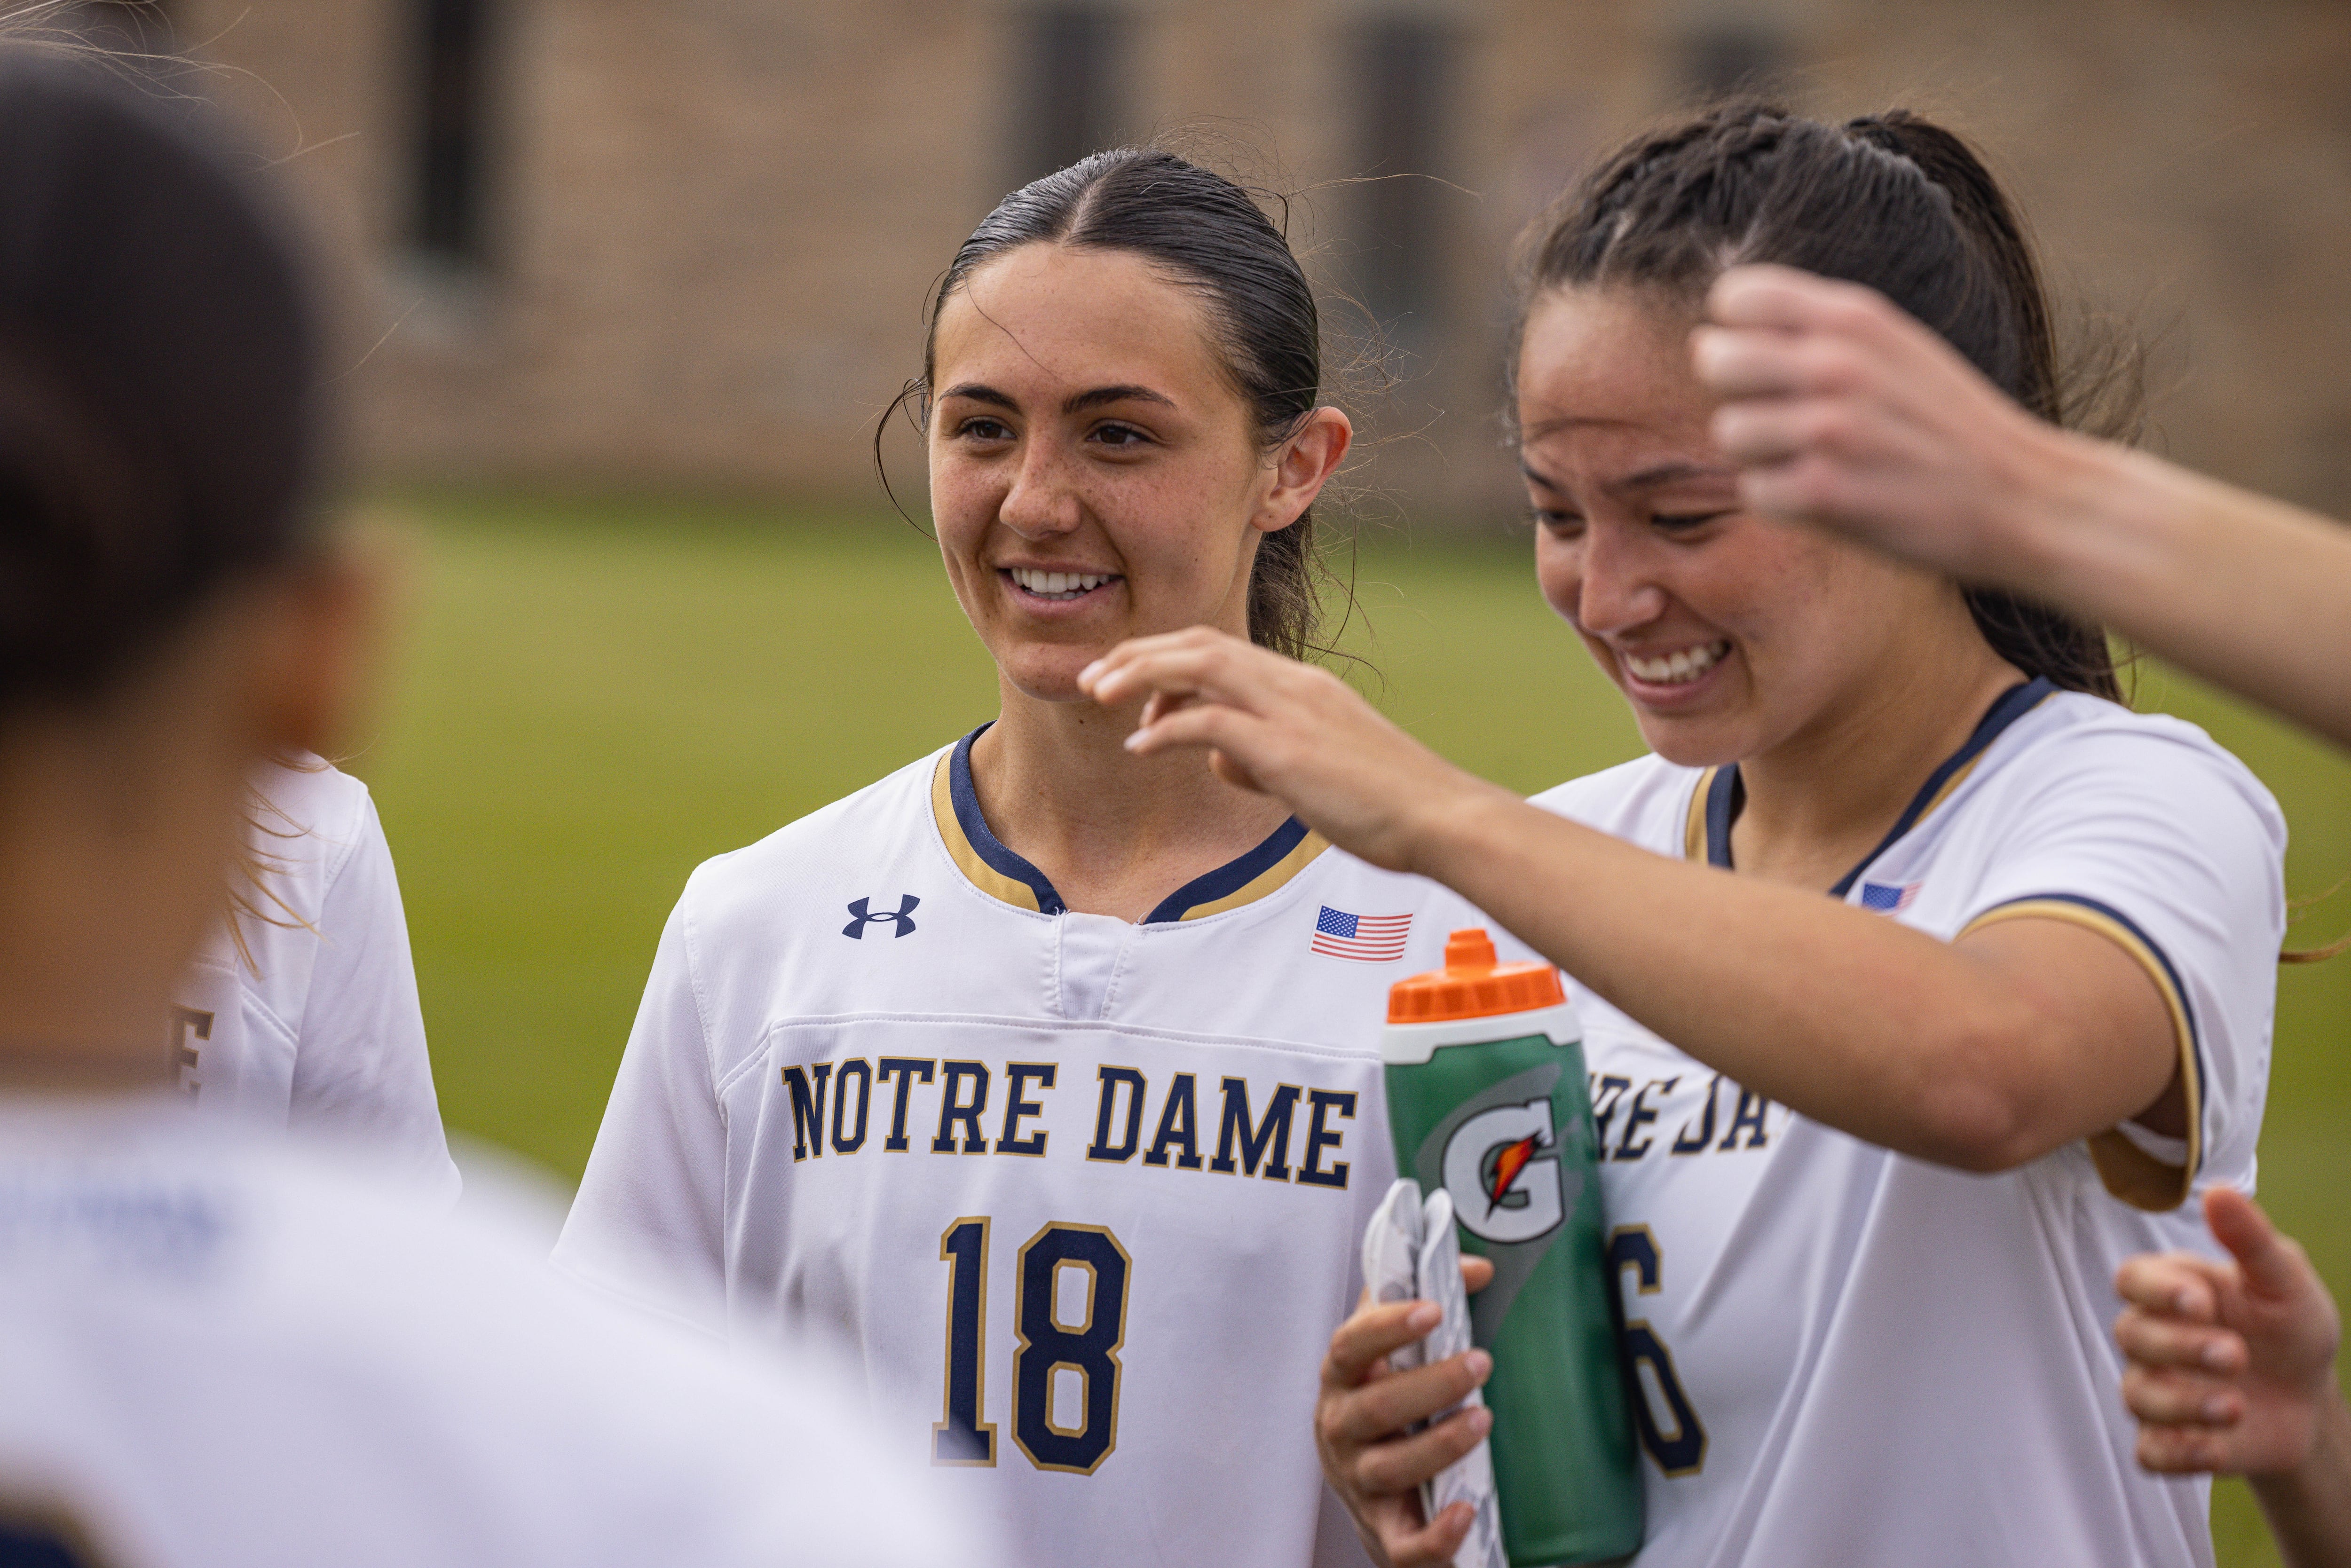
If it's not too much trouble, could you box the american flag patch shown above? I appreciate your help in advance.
[1311,906,1412,961]
[1859,881,1922,914]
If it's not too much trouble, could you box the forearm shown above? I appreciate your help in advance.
[2249,1384,2351,1568]
[1408,788,2118,1167]
[2009,434,2351,749]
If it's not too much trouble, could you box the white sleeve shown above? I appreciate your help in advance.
[553,897,731,1336]
[1957,724,2284,1212]
[287,794,460,1203]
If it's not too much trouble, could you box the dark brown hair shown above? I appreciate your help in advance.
[884,148,1334,661]
[0,51,319,716]
[1513,101,2124,700]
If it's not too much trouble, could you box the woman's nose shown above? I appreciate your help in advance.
[1572,526,1667,634]
[998,441,1081,538]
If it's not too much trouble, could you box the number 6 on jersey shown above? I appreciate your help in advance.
[935,1217,1132,1475]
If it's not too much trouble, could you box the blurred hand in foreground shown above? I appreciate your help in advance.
[1077,628,1514,875]
[1690,262,2069,583]
[2116,1188,2339,1476]
[1316,1257,1497,1568]
[2115,1188,2351,1568]
[1694,262,2351,751]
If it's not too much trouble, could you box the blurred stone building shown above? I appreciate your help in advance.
[97,0,2351,523]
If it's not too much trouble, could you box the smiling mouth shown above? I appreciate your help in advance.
[1003,567,1120,602]
[1621,639,1731,686]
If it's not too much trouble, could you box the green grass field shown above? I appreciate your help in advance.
[355,493,2349,1566]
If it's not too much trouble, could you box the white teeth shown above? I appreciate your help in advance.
[1009,567,1112,600]
[1624,640,1729,686]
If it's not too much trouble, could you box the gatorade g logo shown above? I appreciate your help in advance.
[1441,1098,1564,1244]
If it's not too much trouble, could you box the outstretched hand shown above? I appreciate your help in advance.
[2114,1187,2342,1476]
[1077,627,1512,876]
[1692,263,2080,583]
[1317,1256,1497,1568]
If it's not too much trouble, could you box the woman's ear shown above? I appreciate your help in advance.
[1255,406,1354,534]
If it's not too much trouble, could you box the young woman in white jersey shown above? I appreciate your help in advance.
[1084,104,2287,1567]
[0,54,956,1567]
[558,149,1504,1566]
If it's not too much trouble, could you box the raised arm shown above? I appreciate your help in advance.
[1081,632,2201,1179]
[1694,264,2351,750]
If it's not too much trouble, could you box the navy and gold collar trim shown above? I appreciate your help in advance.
[931,725,1329,924]
[1683,677,2056,892]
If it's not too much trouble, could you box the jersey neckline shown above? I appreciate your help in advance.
[930,724,1330,924]
[1683,676,2056,894]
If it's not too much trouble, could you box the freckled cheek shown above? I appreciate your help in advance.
[1101,474,1243,594]
[927,462,1001,554]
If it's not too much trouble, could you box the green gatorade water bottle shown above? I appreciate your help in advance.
[1384,929,1642,1566]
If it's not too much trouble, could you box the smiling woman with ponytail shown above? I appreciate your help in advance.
[1086,102,2285,1568]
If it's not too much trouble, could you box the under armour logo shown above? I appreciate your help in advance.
[843,894,921,939]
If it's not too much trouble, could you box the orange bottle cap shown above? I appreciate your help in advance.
[1387,928,1565,1024]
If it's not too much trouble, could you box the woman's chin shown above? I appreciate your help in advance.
[1632,707,1755,771]
[1002,653,1115,709]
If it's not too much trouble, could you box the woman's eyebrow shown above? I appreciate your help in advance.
[1065,384,1176,414]
[1610,459,1736,493]
[939,383,1016,408]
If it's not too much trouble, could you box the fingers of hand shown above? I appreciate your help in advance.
[1386,1498,1478,1568]
[2205,1188,2325,1308]
[1715,397,1875,473]
[2115,1305,2245,1373]
[1692,328,1870,406]
[1326,1301,1446,1388]
[1081,628,1268,709]
[1459,1255,1494,1292]
[2136,1422,2234,1476]
[1126,699,1265,761]
[2114,1254,2223,1323]
[1322,1350,1494,1450]
[1207,748,1264,794]
[1351,1402,1496,1497]
[2122,1364,2245,1428]
[1705,264,1877,332]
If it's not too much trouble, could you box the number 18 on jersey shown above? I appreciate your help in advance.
[1383,931,1643,1567]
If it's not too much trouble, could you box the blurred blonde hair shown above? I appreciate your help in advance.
[225,754,323,976]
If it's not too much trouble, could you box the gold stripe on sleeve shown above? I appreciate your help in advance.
[1959,898,2201,1213]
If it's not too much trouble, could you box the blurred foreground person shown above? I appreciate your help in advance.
[0,52,967,1568]
[1695,260,2351,1568]
[169,753,460,1201]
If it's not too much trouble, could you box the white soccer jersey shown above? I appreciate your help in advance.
[170,758,456,1199]
[0,1094,978,1568]
[1533,679,2283,1568]
[556,727,1500,1568]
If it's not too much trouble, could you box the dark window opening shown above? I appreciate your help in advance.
[409,0,494,267]
[1010,3,1128,190]
[1351,17,1456,344]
